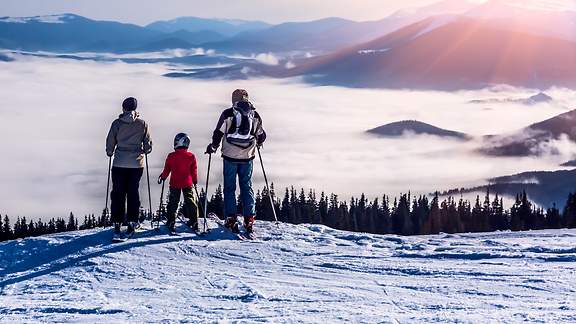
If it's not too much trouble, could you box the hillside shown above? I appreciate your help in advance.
[441,169,576,209]
[1,220,575,322]
[367,120,470,140]
[287,16,576,90]
[481,109,576,157]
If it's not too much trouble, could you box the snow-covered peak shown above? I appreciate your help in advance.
[0,14,75,24]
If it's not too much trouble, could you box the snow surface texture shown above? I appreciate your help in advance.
[0,221,575,322]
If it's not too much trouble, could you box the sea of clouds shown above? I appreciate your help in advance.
[0,53,575,219]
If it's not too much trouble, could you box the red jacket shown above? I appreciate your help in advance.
[160,148,198,189]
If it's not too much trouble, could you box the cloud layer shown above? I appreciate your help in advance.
[0,54,574,220]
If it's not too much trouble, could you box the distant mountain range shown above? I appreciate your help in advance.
[2,0,576,89]
[469,92,554,105]
[367,120,470,140]
[146,17,270,37]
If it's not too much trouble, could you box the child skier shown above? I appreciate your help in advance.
[158,133,199,233]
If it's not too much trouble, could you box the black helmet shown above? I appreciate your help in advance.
[174,133,190,149]
[122,97,138,111]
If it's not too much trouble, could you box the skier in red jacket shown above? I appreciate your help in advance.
[158,133,199,232]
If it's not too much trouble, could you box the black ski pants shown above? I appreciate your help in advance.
[111,167,143,224]
[166,187,198,225]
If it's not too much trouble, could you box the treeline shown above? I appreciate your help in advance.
[2,186,576,242]
[204,185,576,236]
[0,212,113,242]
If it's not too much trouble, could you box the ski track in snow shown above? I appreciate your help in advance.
[0,221,575,323]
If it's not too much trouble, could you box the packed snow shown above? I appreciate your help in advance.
[1,220,575,322]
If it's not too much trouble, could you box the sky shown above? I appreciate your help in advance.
[0,0,574,25]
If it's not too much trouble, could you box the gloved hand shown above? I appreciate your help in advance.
[256,132,266,146]
[205,144,217,154]
[157,176,164,184]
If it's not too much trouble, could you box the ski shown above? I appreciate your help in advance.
[177,214,208,236]
[112,234,126,243]
[111,223,142,243]
[207,213,253,241]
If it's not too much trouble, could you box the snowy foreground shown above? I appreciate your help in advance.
[1,221,575,323]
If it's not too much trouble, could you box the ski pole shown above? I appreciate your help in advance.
[156,179,166,230]
[193,185,208,232]
[105,155,112,220]
[257,146,279,225]
[145,152,153,225]
[203,153,212,232]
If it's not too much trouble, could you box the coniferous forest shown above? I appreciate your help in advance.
[2,185,576,242]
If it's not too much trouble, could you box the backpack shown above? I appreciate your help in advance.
[226,102,256,149]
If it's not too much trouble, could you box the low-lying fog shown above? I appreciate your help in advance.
[1,53,575,219]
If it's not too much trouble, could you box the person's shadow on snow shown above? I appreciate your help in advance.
[0,224,237,290]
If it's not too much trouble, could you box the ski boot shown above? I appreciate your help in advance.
[187,219,199,232]
[225,215,240,234]
[167,221,176,234]
[113,223,122,241]
[244,215,255,234]
[125,222,138,238]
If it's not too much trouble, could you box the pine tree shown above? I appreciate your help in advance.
[457,197,471,233]
[28,220,36,237]
[491,194,506,231]
[208,185,224,217]
[318,192,328,225]
[280,188,291,223]
[308,189,321,224]
[3,215,12,240]
[56,218,67,232]
[518,191,532,231]
[546,205,562,229]
[48,218,56,233]
[67,212,78,231]
[36,219,47,236]
[563,193,576,228]
[376,195,391,234]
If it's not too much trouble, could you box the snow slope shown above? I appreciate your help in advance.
[1,220,575,322]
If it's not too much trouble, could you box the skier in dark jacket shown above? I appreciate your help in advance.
[158,133,199,233]
[106,97,152,237]
[205,89,266,234]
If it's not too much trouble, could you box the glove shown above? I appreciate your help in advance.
[157,176,164,184]
[205,144,217,154]
[256,132,266,146]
